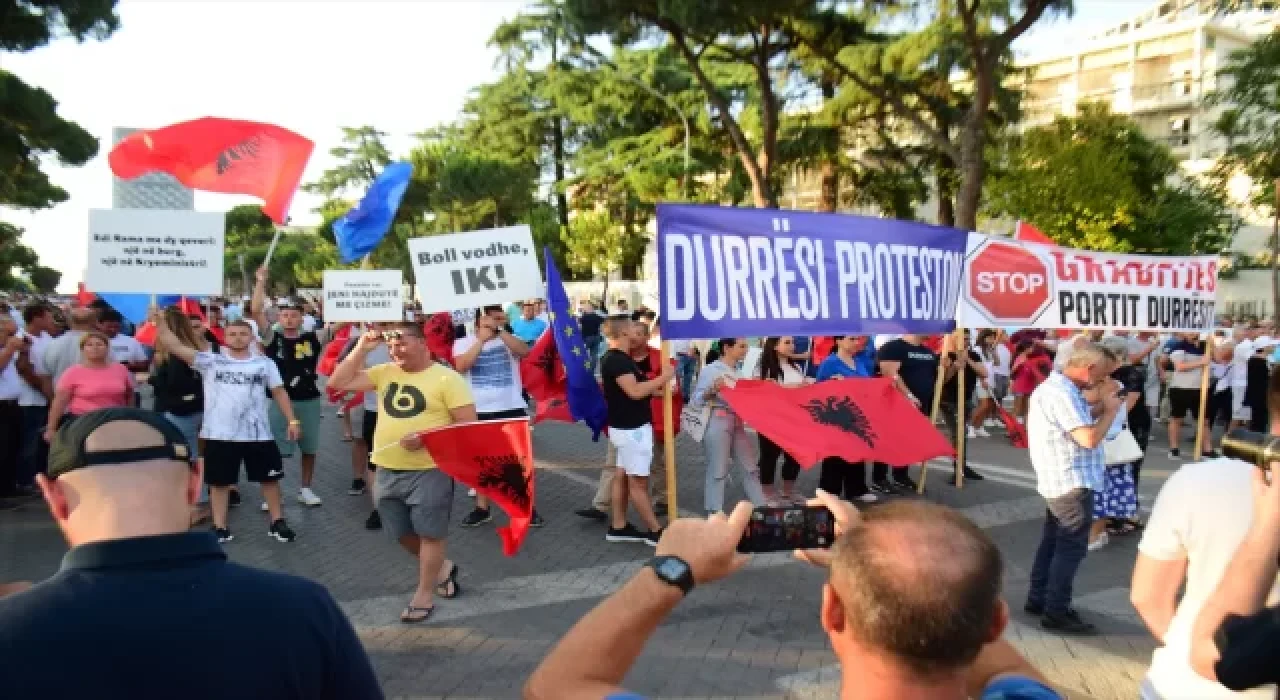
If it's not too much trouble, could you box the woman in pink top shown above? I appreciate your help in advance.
[44,331,134,442]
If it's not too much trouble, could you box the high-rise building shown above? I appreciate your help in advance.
[110,127,195,210]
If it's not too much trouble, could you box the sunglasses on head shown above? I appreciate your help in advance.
[381,331,403,341]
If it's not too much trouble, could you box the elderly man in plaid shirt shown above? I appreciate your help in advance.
[1024,340,1124,635]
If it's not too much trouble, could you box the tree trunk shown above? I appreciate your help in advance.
[954,106,988,230]
[1271,178,1279,320]
[936,159,957,228]
[818,76,839,213]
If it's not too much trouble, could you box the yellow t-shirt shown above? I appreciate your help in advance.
[367,362,474,470]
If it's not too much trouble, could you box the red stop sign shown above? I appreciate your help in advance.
[967,240,1053,325]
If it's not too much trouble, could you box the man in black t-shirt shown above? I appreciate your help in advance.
[599,318,674,546]
[578,301,604,372]
[251,267,329,508]
[874,335,938,492]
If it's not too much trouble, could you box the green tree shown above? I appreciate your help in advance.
[986,104,1236,254]
[1208,28,1280,314]
[562,209,629,302]
[28,265,61,294]
[2,0,121,287]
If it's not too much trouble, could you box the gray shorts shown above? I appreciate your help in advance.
[374,467,455,540]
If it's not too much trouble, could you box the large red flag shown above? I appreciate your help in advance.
[416,418,535,556]
[74,283,96,307]
[1014,220,1054,245]
[719,378,954,468]
[521,330,564,402]
[108,118,314,224]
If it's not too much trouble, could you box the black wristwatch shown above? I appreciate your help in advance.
[646,556,695,596]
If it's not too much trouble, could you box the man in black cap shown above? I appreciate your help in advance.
[0,408,383,700]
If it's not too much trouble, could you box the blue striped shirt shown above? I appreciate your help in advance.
[1027,371,1105,499]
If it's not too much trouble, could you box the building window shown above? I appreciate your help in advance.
[1170,117,1191,146]
[1206,35,1216,50]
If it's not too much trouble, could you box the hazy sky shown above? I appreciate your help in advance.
[2,0,1138,291]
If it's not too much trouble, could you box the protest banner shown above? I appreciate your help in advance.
[407,225,543,313]
[959,234,1217,332]
[86,209,225,296]
[656,204,968,340]
[322,270,403,322]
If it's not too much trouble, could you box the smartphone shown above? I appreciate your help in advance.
[737,505,836,553]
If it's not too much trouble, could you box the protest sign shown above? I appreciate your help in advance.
[408,225,543,313]
[959,234,1217,332]
[322,270,403,322]
[86,209,225,295]
[656,204,968,340]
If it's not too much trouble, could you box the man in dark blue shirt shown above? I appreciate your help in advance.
[0,408,383,700]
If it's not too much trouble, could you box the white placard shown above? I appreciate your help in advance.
[86,209,225,295]
[322,270,404,322]
[408,225,543,313]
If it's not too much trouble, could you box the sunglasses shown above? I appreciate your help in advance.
[381,331,403,341]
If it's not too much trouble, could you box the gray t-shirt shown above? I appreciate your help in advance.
[1168,349,1205,390]
[41,330,86,387]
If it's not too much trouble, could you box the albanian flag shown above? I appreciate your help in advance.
[1015,220,1054,245]
[134,297,207,346]
[417,418,535,556]
[995,404,1029,449]
[719,378,954,468]
[422,312,456,367]
[319,325,361,411]
[108,117,314,224]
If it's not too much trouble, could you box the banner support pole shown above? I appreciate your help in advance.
[660,340,678,522]
[1193,334,1214,459]
[918,329,957,495]
[955,331,967,490]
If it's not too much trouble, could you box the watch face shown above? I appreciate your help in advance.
[654,557,688,581]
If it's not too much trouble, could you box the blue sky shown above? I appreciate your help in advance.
[3,0,1138,291]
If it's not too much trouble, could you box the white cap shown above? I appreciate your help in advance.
[1254,335,1278,351]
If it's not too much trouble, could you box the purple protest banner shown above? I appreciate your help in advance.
[657,204,969,340]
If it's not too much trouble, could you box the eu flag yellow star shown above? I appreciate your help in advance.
[548,311,557,324]
[572,346,582,356]
[563,325,575,338]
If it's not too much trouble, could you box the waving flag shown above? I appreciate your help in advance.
[422,312,456,367]
[108,117,314,223]
[544,250,608,439]
[333,162,413,263]
[417,418,535,556]
[720,378,954,467]
[74,283,96,307]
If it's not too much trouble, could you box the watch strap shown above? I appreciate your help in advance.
[647,556,694,595]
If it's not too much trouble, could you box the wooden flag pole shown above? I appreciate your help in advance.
[660,340,678,522]
[955,331,967,489]
[918,329,958,495]
[1192,334,1215,459]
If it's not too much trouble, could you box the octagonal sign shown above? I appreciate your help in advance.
[967,240,1053,325]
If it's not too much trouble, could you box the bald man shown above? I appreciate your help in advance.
[41,306,98,387]
[0,408,383,700]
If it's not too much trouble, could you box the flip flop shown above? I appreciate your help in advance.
[436,563,461,599]
[400,605,434,624]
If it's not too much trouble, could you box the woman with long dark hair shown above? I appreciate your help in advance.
[756,337,809,505]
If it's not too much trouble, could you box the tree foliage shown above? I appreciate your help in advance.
[27,265,61,293]
[1,0,121,289]
[986,104,1236,254]
[1208,28,1280,215]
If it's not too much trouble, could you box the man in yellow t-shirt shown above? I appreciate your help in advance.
[329,322,476,624]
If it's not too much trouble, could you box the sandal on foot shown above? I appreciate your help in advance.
[436,563,461,599]
[400,605,434,624]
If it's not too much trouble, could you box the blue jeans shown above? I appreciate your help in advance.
[162,412,206,503]
[585,335,603,373]
[676,353,698,398]
[19,405,49,486]
[1027,488,1094,616]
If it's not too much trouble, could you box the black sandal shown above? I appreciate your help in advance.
[400,605,434,624]
[436,563,461,599]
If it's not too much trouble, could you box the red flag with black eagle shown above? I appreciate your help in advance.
[416,418,535,556]
[318,325,361,412]
[520,331,573,423]
[422,312,456,367]
[719,378,954,468]
[108,117,314,224]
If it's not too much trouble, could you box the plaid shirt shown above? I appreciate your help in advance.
[1027,371,1105,499]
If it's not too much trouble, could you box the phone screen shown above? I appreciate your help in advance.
[738,505,835,553]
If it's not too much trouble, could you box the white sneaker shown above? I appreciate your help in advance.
[260,501,269,512]
[1088,533,1109,552]
[298,488,323,507]
[468,488,477,497]
[984,419,1001,428]
[966,426,978,439]
[856,493,878,503]
[975,427,991,438]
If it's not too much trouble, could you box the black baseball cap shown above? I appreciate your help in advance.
[48,408,192,479]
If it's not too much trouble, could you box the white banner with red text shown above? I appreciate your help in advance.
[958,234,1217,332]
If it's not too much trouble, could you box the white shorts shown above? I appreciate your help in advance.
[609,424,654,477]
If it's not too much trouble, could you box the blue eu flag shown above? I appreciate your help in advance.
[333,161,413,264]
[544,248,609,440]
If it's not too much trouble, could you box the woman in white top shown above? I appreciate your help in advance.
[968,329,999,438]
[692,337,766,515]
[756,337,811,505]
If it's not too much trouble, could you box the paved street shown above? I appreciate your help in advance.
[0,406,1199,699]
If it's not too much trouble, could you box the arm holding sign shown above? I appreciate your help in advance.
[328,330,380,393]
[150,308,198,367]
